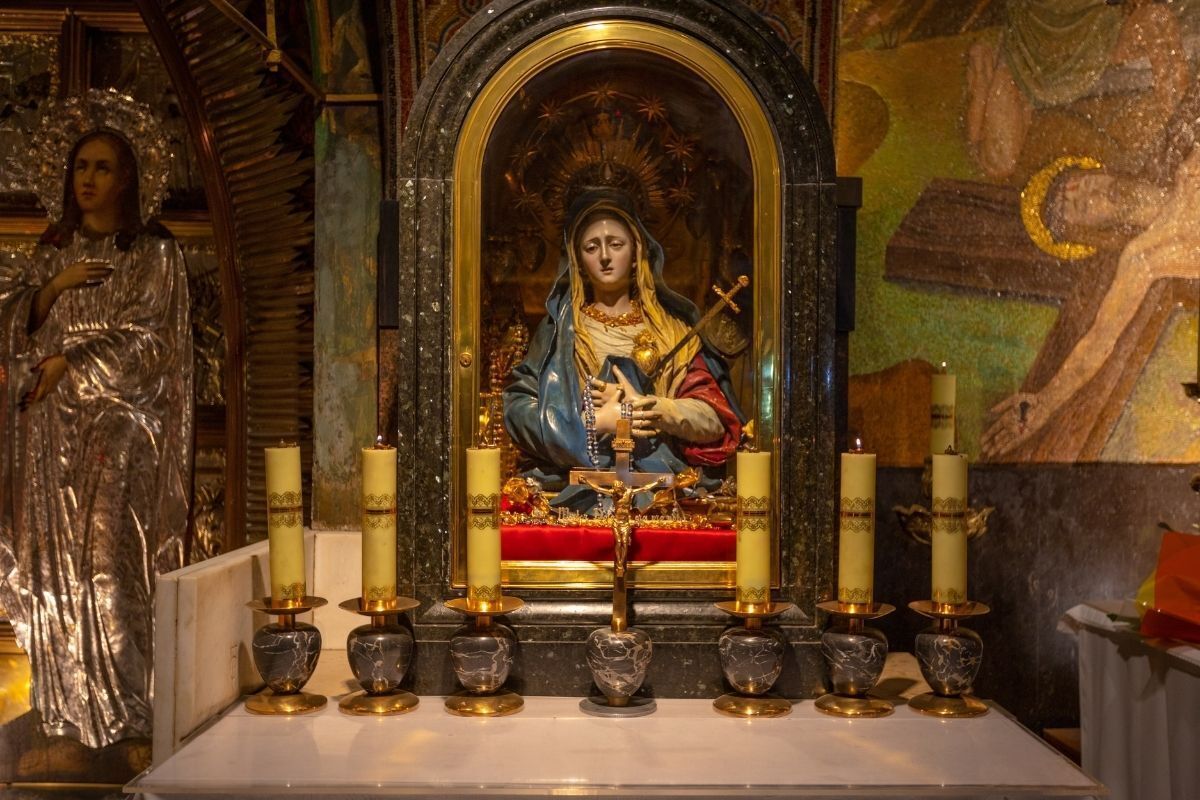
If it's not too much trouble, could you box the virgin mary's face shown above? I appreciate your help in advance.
[73,137,123,216]
[578,215,634,292]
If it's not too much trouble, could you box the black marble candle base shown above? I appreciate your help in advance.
[449,620,516,690]
[444,596,525,717]
[340,621,417,715]
[245,597,328,715]
[719,624,787,694]
[583,627,654,714]
[712,602,794,718]
[908,600,990,718]
[337,597,421,715]
[813,601,895,718]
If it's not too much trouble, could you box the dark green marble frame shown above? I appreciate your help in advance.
[390,0,837,697]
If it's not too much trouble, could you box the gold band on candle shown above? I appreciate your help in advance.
[737,497,769,530]
[467,494,500,527]
[468,583,503,610]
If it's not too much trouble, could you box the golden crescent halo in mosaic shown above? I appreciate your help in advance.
[1019,155,1103,262]
[22,87,172,224]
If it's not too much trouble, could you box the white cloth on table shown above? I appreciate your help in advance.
[1060,602,1200,800]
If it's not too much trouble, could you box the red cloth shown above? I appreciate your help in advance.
[677,354,742,466]
[1141,530,1200,644]
[502,523,735,562]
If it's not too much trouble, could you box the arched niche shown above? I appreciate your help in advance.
[393,0,836,696]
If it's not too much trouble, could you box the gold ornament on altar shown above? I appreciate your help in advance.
[479,314,529,473]
[502,476,553,519]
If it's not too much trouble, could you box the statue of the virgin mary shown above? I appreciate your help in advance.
[504,187,743,508]
[0,89,191,747]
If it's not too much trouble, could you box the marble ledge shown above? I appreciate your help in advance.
[132,677,1101,799]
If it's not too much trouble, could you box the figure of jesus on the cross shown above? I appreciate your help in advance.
[571,416,671,631]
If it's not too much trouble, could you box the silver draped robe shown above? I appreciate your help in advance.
[0,232,192,747]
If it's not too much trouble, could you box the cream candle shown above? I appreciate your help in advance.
[931,452,968,606]
[265,443,305,605]
[837,440,876,606]
[736,449,772,607]
[466,447,502,608]
[362,439,397,605]
[930,364,956,456]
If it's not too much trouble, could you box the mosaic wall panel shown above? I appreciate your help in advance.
[838,0,1200,465]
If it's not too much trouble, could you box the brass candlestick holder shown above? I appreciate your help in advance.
[894,456,993,544]
[245,596,328,715]
[338,596,421,715]
[712,600,793,718]
[814,601,895,718]
[444,595,525,717]
[908,600,990,718]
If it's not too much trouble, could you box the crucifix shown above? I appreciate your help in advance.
[570,418,674,631]
[570,416,675,490]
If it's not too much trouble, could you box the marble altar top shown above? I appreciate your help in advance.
[131,670,1101,798]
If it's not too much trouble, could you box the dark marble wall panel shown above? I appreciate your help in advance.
[870,463,1197,731]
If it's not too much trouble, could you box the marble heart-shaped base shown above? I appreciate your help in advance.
[586,627,652,703]
[720,625,787,695]
[252,622,322,695]
[820,624,887,697]
[915,624,982,696]
[449,621,516,694]
[346,622,414,695]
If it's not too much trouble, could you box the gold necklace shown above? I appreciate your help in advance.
[581,299,643,326]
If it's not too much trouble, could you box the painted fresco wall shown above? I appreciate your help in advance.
[312,0,384,527]
[839,0,1200,466]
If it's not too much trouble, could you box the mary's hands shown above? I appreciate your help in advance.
[51,259,115,292]
[589,375,622,408]
[20,354,68,410]
[30,259,114,334]
[591,365,661,438]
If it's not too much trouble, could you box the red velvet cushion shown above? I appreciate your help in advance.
[501,524,735,562]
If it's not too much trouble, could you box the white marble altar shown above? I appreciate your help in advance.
[132,687,1100,798]
[153,530,362,761]
[144,534,1101,798]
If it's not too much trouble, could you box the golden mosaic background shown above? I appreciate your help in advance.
[839,0,1200,465]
